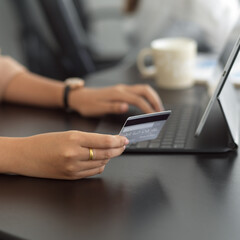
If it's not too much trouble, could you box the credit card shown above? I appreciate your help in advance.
[119,111,171,144]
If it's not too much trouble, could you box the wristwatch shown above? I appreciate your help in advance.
[63,77,84,112]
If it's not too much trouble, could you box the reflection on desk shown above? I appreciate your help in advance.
[0,174,170,240]
[0,149,239,240]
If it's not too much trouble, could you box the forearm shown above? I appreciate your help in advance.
[0,137,24,174]
[2,71,65,108]
[0,135,51,178]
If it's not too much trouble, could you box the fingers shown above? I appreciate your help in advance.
[65,145,126,179]
[79,132,129,149]
[104,102,129,114]
[80,146,126,161]
[108,84,164,114]
[128,84,164,111]
[91,102,129,115]
[75,166,106,179]
[115,89,155,113]
[74,159,110,172]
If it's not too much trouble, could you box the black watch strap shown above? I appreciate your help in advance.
[63,85,71,111]
[63,78,85,112]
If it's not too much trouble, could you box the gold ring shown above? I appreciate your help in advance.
[89,148,94,160]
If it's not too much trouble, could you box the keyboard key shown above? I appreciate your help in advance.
[161,141,173,145]
[173,144,185,149]
[136,141,149,148]
[160,144,172,149]
[149,142,160,149]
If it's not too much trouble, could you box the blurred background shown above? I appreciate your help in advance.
[0,0,240,81]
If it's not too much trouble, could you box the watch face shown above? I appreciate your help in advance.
[65,78,84,89]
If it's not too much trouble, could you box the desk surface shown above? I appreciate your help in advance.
[0,65,240,240]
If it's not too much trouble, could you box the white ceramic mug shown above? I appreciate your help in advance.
[137,38,197,89]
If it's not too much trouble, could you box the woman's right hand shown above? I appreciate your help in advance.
[4,131,128,180]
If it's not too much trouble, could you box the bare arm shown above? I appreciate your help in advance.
[2,71,164,115]
[2,71,65,108]
[0,132,128,180]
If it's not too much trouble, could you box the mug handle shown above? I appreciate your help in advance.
[137,48,156,78]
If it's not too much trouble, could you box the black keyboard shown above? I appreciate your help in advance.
[126,105,200,151]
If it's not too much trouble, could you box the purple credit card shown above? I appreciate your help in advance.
[119,111,171,144]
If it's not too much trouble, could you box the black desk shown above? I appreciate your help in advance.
[0,65,240,240]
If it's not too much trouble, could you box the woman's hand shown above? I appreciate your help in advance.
[2,131,128,180]
[69,84,164,117]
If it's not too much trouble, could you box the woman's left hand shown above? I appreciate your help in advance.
[69,84,164,117]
